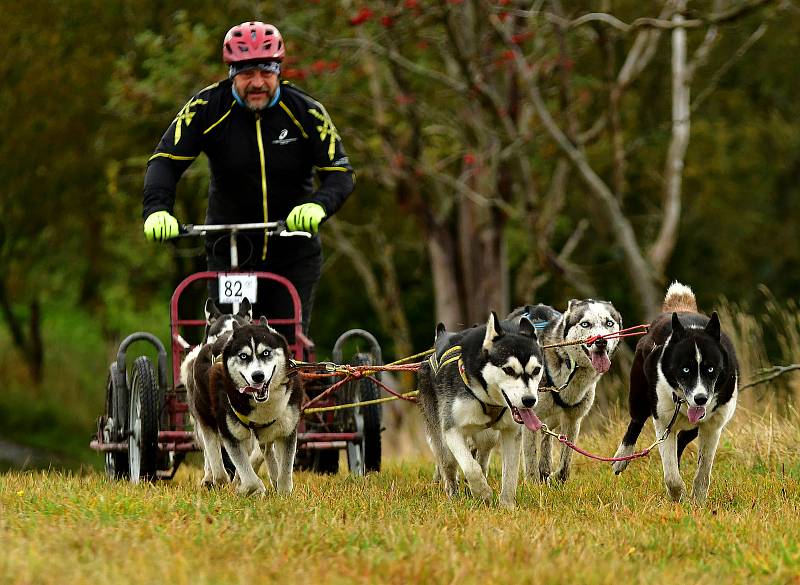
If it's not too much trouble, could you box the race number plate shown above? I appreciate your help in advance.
[218,274,257,304]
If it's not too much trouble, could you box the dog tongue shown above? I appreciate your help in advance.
[517,408,543,432]
[687,406,706,423]
[239,381,265,395]
[590,351,611,374]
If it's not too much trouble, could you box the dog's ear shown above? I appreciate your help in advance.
[237,298,253,321]
[671,312,685,337]
[609,305,622,329]
[705,311,721,342]
[483,311,503,351]
[258,315,281,335]
[564,299,582,323]
[563,300,582,335]
[435,322,447,340]
[205,298,223,323]
[517,316,538,340]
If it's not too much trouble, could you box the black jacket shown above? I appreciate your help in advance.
[143,79,355,261]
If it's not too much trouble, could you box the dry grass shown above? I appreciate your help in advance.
[1,298,799,583]
[2,408,799,585]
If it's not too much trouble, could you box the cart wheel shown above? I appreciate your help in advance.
[128,356,161,483]
[104,363,129,479]
[312,449,340,474]
[347,353,382,474]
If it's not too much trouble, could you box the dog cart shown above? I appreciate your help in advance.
[90,222,383,482]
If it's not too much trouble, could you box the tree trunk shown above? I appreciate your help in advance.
[429,224,463,330]
[650,1,690,276]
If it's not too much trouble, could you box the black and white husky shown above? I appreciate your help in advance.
[505,300,622,483]
[611,282,738,504]
[418,312,544,508]
[185,319,302,496]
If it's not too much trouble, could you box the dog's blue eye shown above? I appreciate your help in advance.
[581,321,591,328]
[238,353,250,361]
[605,320,614,328]
[261,349,272,358]
[682,366,690,374]
[706,366,714,373]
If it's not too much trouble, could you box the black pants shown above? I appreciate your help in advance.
[206,247,321,341]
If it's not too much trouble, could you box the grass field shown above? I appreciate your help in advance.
[2,409,799,585]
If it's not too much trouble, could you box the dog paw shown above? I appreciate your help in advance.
[443,476,461,498]
[211,471,231,485]
[499,492,517,509]
[470,481,493,504]
[666,483,685,502]
[611,460,629,475]
[237,479,266,497]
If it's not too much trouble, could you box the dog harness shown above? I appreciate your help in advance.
[546,355,584,408]
[228,399,277,430]
[428,345,508,426]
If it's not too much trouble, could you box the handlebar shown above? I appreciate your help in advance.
[177,220,311,270]
[179,220,312,239]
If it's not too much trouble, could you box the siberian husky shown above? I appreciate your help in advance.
[185,319,302,496]
[418,312,545,508]
[611,282,738,504]
[506,299,622,483]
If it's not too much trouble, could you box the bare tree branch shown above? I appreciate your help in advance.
[325,220,413,359]
[330,37,467,94]
[691,23,768,111]
[527,65,660,316]
[503,0,777,32]
[740,364,800,391]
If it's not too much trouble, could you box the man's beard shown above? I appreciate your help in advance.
[244,89,274,112]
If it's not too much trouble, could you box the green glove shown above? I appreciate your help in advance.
[286,203,326,234]
[143,211,179,242]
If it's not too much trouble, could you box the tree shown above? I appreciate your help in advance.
[299,0,785,327]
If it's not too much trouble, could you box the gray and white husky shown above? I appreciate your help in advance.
[418,312,545,509]
[506,299,622,483]
[611,282,738,504]
[185,319,302,496]
[179,299,252,391]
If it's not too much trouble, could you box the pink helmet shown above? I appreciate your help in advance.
[222,21,285,64]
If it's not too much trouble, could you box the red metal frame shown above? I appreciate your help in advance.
[170,271,313,385]
[166,270,345,451]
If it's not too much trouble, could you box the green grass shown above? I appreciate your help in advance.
[2,412,799,585]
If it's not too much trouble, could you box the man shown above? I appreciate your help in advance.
[142,21,355,335]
